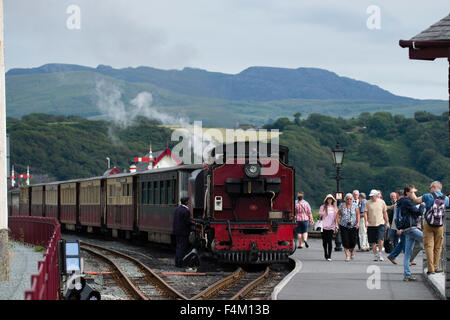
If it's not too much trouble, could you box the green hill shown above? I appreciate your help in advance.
[7,111,449,208]
[6,64,447,127]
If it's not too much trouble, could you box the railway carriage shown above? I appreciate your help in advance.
[137,165,202,244]
[60,182,78,230]
[79,178,103,231]
[30,185,44,217]
[106,174,135,237]
[44,183,59,219]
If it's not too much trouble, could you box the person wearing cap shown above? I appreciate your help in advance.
[357,193,370,252]
[172,197,191,268]
[364,189,389,261]
[318,194,338,261]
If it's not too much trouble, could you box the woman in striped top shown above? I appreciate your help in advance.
[295,192,314,248]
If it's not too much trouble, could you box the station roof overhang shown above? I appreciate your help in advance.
[399,40,450,60]
[399,13,450,61]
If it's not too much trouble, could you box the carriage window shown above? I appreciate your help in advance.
[154,181,160,204]
[167,180,174,204]
[161,181,167,204]
[142,182,148,204]
[148,182,153,204]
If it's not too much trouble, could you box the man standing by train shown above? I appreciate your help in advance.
[173,197,191,268]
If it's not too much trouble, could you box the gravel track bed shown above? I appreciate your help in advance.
[63,232,292,300]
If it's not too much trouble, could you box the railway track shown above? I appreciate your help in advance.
[80,242,188,300]
[191,267,271,300]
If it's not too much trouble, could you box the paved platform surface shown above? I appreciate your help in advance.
[276,238,439,300]
[0,241,43,300]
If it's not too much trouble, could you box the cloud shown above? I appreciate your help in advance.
[4,0,450,99]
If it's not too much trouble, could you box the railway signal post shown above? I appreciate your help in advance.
[0,0,9,282]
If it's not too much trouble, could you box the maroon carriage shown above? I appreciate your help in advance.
[137,166,201,244]
[44,183,59,219]
[79,178,103,232]
[30,185,44,217]
[106,174,135,238]
[59,182,77,230]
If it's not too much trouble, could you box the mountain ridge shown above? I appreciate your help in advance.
[7,63,408,101]
[5,63,447,127]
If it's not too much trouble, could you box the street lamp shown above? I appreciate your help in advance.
[331,142,345,252]
[332,142,345,197]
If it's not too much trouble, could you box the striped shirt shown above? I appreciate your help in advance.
[295,200,312,222]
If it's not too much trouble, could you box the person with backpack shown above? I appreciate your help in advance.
[396,184,425,281]
[387,190,422,266]
[413,181,449,274]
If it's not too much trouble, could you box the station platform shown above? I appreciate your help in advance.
[0,241,44,300]
[273,238,439,300]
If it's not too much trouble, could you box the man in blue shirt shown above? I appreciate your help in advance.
[414,181,449,274]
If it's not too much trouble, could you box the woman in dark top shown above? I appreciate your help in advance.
[335,193,360,262]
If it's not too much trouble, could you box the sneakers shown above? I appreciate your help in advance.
[373,254,384,261]
[403,276,417,281]
[387,256,397,265]
[304,241,309,248]
[327,258,332,261]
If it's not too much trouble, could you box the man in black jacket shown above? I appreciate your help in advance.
[396,185,425,281]
[172,197,191,268]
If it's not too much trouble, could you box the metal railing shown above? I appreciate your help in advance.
[8,217,61,300]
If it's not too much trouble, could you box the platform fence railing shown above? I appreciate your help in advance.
[8,217,61,300]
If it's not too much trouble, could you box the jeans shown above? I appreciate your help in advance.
[389,233,405,259]
[388,228,400,248]
[403,228,423,278]
[389,233,422,262]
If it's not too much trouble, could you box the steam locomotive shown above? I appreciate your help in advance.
[8,142,297,264]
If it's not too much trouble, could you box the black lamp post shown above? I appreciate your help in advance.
[331,142,345,252]
[332,142,345,195]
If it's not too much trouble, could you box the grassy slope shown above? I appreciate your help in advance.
[6,71,447,127]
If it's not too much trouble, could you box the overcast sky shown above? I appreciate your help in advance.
[4,0,450,99]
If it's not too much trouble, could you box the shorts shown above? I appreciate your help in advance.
[295,221,309,234]
[367,225,386,244]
